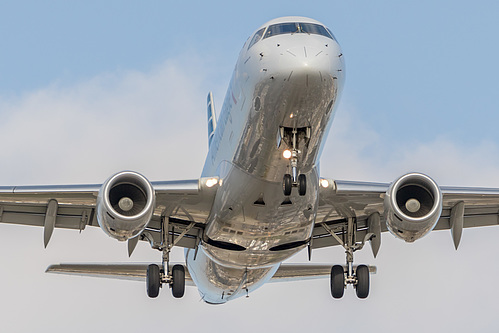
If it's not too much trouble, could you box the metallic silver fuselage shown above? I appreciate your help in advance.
[187,17,345,303]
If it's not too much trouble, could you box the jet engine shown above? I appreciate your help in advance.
[384,172,442,242]
[97,171,155,241]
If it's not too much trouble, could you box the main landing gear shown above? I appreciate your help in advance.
[330,263,370,299]
[146,263,185,299]
[321,219,375,299]
[146,218,195,299]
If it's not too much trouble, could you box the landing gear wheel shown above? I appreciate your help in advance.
[283,174,292,196]
[330,265,345,299]
[355,264,370,299]
[146,264,161,298]
[298,174,306,196]
[171,264,185,298]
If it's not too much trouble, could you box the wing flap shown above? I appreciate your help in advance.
[0,205,93,229]
[436,205,499,230]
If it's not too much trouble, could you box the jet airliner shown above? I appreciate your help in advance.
[2,16,499,304]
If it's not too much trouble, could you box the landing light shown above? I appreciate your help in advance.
[320,179,330,188]
[206,178,218,188]
[283,150,292,159]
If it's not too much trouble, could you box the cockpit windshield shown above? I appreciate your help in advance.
[263,22,336,41]
[247,22,337,50]
[265,22,299,38]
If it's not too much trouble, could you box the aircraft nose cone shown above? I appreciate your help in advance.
[286,45,326,65]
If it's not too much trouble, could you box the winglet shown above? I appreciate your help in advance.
[207,92,217,146]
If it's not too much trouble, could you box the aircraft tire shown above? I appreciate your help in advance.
[283,174,292,196]
[298,174,306,196]
[146,264,161,298]
[330,265,345,299]
[355,264,370,299]
[171,264,185,298]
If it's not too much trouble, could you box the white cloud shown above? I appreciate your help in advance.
[0,57,219,185]
[322,103,499,187]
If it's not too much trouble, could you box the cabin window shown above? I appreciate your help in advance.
[247,27,266,50]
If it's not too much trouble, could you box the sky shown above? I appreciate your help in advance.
[1,0,499,332]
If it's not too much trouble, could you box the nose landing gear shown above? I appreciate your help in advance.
[283,174,293,196]
[281,127,308,196]
[282,172,307,196]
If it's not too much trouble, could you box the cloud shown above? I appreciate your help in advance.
[322,103,499,187]
[0,57,222,185]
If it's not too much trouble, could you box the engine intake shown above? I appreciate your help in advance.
[97,171,155,241]
[384,173,442,242]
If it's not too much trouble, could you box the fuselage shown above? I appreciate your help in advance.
[186,16,345,304]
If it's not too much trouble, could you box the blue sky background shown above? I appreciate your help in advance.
[1,1,499,332]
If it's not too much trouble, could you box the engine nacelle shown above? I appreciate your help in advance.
[97,171,155,241]
[384,172,442,242]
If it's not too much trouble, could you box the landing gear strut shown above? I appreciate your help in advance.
[322,219,375,299]
[146,218,195,299]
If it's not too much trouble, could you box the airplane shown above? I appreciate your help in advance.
[1,16,499,304]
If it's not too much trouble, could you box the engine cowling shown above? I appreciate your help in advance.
[97,171,155,241]
[384,172,443,242]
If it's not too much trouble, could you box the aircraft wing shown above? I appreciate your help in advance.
[313,178,499,252]
[0,178,217,249]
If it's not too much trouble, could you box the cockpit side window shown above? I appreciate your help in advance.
[325,27,338,42]
[247,27,266,50]
[262,22,335,41]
